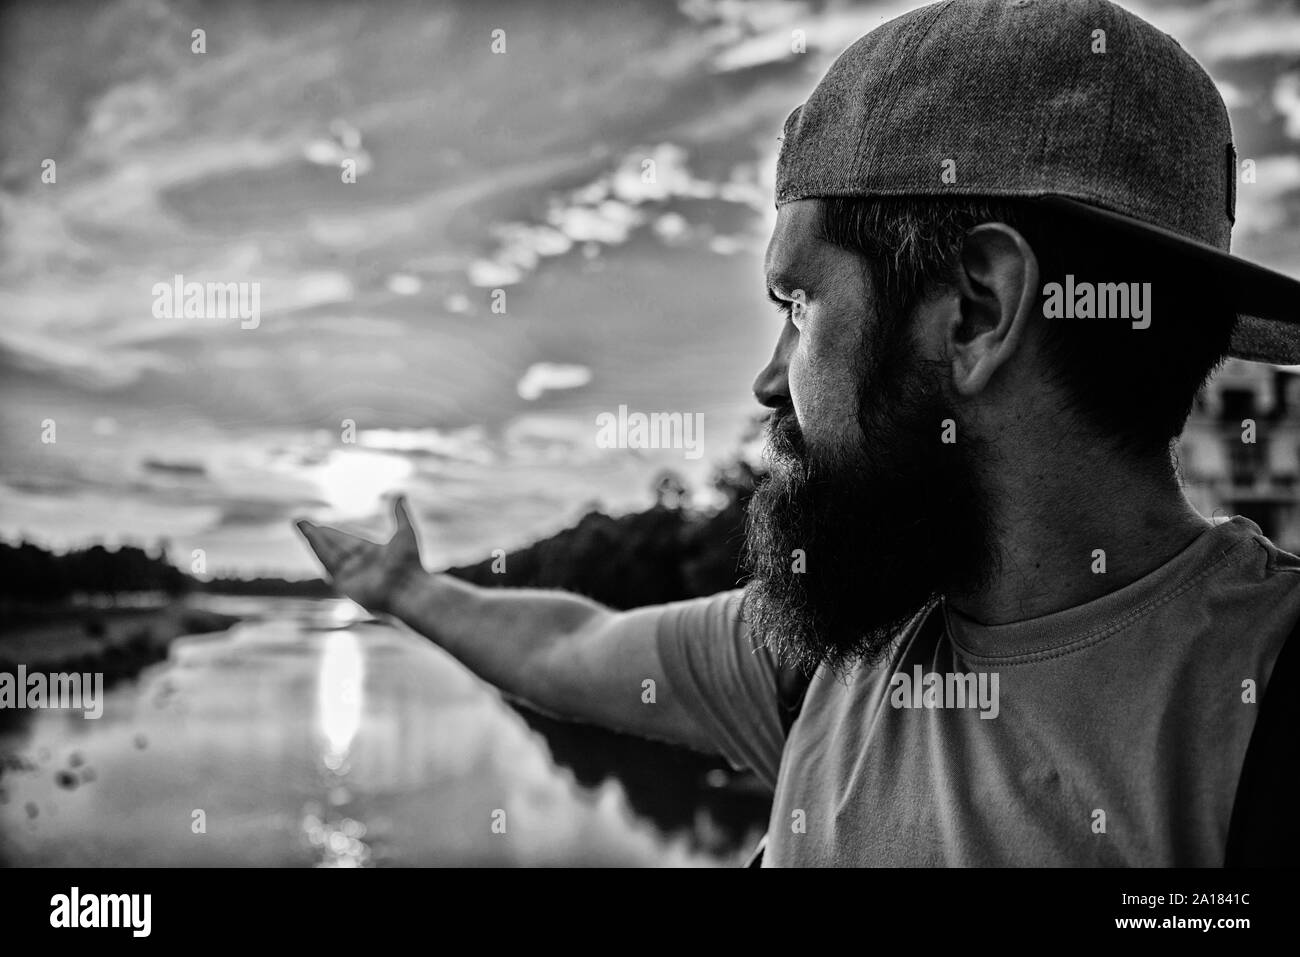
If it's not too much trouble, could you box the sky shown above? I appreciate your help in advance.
[2,0,1299,578]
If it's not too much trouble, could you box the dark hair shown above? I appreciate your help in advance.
[818,196,1236,460]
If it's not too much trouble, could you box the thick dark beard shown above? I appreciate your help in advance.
[740,321,998,678]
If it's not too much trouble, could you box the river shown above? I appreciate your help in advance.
[0,598,756,866]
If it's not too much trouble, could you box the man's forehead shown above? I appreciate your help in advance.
[764,199,833,285]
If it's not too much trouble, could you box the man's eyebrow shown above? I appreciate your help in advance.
[766,247,831,293]
[764,268,806,295]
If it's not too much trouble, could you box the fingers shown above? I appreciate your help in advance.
[294,520,337,566]
[295,519,364,571]
[392,495,419,548]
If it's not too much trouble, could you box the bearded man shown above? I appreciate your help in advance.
[299,0,1300,866]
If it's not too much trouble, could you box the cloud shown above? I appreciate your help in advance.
[142,458,208,477]
[215,498,301,528]
[357,426,495,465]
[694,2,919,73]
[1217,79,1248,109]
[0,330,183,390]
[302,118,373,175]
[1201,13,1300,60]
[1235,155,1300,236]
[466,143,763,292]
[0,484,223,550]
[548,202,642,245]
[274,272,356,312]
[1274,72,1300,139]
[385,274,422,296]
[516,363,594,401]
[468,259,525,288]
[501,414,599,462]
[653,212,691,243]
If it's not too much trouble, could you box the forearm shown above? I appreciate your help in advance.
[388,569,609,710]
[385,570,712,751]
[295,504,697,738]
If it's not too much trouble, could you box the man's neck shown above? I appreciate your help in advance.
[947,452,1212,626]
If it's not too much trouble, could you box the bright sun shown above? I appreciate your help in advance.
[311,449,414,518]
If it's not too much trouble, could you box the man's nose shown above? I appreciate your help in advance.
[752,324,795,409]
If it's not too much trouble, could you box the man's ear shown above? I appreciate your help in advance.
[945,223,1039,396]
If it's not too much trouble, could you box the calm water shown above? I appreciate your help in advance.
[0,599,723,866]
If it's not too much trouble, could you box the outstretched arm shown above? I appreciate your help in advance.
[295,499,717,753]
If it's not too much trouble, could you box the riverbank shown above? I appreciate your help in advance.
[0,601,241,689]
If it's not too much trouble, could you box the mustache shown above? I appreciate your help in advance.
[763,406,807,467]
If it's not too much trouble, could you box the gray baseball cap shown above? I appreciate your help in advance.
[775,0,1300,364]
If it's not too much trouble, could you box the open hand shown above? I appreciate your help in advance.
[294,496,424,615]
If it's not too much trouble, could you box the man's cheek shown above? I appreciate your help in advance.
[785,347,814,425]
[790,348,856,448]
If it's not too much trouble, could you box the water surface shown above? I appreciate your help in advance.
[0,598,719,866]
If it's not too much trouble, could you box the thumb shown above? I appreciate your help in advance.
[392,495,419,548]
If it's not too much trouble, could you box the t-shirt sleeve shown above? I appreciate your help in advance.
[653,588,786,789]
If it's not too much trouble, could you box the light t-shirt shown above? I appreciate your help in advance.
[653,516,1300,866]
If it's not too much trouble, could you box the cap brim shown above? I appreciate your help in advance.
[1038,196,1300,365]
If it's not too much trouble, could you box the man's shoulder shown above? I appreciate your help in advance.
[1248,527,1300,576]
[1216,519,1300,627]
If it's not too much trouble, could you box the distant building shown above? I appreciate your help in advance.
[1179,360,1300,553]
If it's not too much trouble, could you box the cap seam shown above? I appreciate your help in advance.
[849,1,954,187]
[1098,1,1125,197]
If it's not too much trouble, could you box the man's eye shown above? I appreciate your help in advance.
[788,292,808,323]
[770,290,808,323]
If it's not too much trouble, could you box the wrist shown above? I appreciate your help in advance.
[383,564,431,620]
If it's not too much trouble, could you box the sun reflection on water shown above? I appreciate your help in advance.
[308,630,372,866]
[317,630,363,763]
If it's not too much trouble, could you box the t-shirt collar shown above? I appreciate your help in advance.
[941,516,1261,660]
